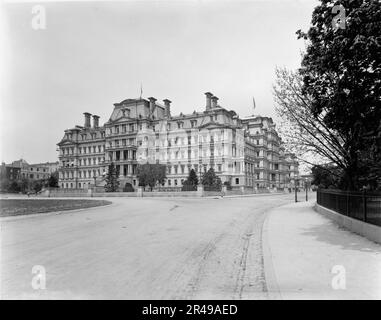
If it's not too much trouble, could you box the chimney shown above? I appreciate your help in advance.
[83,112,92,128]
[148,97,157,115]
[92,115,100,128]
[211,96,219,109]
[205,92,213,110]
[163,99,171,118]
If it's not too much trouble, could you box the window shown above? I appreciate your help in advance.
[217,164,222,172]
[235,178,239,185]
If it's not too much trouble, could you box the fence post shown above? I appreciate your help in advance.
[363,189,367,222]
[346,191,349,216]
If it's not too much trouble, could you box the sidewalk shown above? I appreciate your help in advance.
[263,199,381,299]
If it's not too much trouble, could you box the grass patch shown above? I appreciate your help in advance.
[0,199,112,217]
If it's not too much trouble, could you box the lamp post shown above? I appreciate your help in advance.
[294,176,299,202]
[305,178,308,202]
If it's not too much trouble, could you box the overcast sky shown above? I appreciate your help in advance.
[0,0,318,164]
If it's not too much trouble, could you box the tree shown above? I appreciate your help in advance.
[136,163,167,191]
[19,178,31,193]
[187,169,199,186]
[311,164,341,189]
[47,171,59,188]
[104,162,120,192]
[273,68,349,186]
[9,180,21,193]
[32,180,44,193]
[181,169,199,191]
[294,0,381,190]
[201,168,222,191]
[0,178,10,192]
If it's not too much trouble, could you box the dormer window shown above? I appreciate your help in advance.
[122,108,130,118]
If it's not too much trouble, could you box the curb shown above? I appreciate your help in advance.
[0,201,115,222]
[314,203,381,245]
[261,210,282,300]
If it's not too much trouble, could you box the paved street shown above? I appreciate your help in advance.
[1,193,295,299]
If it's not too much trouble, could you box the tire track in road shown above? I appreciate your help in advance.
[233,211,268,299]
[167,220,236,299]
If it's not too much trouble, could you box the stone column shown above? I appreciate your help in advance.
[197,185,204,197]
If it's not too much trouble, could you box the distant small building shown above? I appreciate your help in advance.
[1,159,59,181]
[0,162,21,181]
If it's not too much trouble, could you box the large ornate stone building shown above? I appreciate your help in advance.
[57,92,299,190]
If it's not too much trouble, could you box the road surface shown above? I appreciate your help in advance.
[1,193,298,299]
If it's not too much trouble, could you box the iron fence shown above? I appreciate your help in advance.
[317,189,381,226]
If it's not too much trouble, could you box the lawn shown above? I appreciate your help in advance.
[0,199,112,217]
